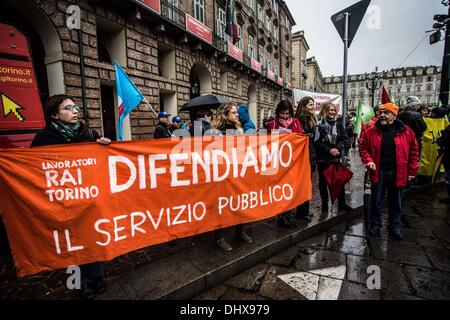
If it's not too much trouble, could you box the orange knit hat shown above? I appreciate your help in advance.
[380,103,399,116]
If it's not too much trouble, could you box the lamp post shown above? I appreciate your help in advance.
[366,66,383,108]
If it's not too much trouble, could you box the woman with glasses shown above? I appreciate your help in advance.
[267,100,303,228]
[211,103,251,252]
[31,94,111,299]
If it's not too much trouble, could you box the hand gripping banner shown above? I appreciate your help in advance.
[0,133,311,276]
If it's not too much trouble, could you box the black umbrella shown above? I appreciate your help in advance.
[179,94,230,111]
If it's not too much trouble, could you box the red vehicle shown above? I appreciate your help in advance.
[0,22,45,148]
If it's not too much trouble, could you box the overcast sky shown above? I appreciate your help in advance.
[285,0,447,77]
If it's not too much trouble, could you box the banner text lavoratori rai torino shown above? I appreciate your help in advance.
[0,133,311,276]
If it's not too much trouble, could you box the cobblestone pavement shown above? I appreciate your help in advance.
[195,184,450,300]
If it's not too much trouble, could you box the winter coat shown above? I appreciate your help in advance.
[215,123,242,135]
[397,108,427,143]
[437,125,450,170]
[359,119,419,187]
[31,121,99,146]
[314,117,348,164]
[154,122,172,139]
[237,104,256,134]
[189,118,212,136]
[267,117,303,134]
[298,114,316,166]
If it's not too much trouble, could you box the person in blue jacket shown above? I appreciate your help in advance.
[237,104,257,134]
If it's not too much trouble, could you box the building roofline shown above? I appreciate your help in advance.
[292,30,310,51]
[281,1,296,26]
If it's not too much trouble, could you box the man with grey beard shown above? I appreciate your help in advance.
[358,103,419,240]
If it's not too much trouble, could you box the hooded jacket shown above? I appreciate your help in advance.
[314,116,348,163]
[237,104,256,134]
[397,107,427,143]
[359,119,419,187]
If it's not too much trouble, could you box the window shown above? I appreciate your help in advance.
[274,65,278,77]
[285,16,290,30]
[166,0,179,21]
[389,79,393,85]
[237,25,243,50]
[274,25,278,42]
[407,87,411,93]
[426,84,433,91]
[267,60,272,72]
[216,7,226,38]
[266,14,271,31]
[397,87,401,93]
[406,78,412,84]
[259,44,265,66]
[416,86,421,92]
[194,0,205,24]
[273,1,279,15]
[257,4,263,21]
[247,0,254,10]
[286,68,290,83]
[248,35,255,59]
[427,76,432,82]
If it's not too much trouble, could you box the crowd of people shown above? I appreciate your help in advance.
[5,93,449,299]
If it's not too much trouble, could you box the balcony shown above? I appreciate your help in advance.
[161,0,185,28]
[243,52,252,68]
[213,34,227,53]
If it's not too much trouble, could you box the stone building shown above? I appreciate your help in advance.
[324,66,442,111]
[1,0,295,141]
[306,56,324,93]
[291,30,309,90]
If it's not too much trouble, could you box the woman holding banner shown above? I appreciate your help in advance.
[295,96,317,221]
[31,94,111,300]
[314,102,352,213]
[212,103,252,252]
[267,100,303,228]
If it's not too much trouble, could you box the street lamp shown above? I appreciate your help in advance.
[366,66,383,108]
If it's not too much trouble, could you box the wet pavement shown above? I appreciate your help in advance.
[195,186,450,300]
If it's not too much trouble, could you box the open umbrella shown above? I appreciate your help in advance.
[179,94,230,111]
[323,162,353,204]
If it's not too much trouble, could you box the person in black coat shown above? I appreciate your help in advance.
[295,96,317,221]
[154,111,173,139]
[189,109,213,136]
[437,124,450,203]
[314,102,352,213]
[397,99,427,152]
[31,94,111,300]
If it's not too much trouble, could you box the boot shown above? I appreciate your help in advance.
[91,276,107,294]
[277,214,296,229]
[338,202,353,212]
[321,201,329,213]
[80,282,95,300]
[217,238,232,252]
[236,229,253,244]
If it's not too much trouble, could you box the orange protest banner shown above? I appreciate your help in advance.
[0,133,311,277]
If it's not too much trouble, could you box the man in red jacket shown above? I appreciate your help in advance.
[359,103,419,240]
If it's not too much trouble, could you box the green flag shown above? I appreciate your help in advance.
[354,100,374,135]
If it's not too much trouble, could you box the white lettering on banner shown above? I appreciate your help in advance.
[217,184,293,215]
[108,143,293,194]
[93,202,208,247]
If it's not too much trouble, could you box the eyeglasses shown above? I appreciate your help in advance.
[62,105,81,112]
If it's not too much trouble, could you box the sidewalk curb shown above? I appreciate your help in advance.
[159,206,363,300]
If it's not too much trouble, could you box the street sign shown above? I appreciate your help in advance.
[331,0,371,48]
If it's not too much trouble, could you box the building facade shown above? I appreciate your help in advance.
[291,30,309,90]
[324,66,442,111]
[1,0,295,141]
[306,56,324,93]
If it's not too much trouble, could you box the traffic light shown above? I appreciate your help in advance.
[430,30,442,45]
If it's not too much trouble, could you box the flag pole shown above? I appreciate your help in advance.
[142,95,159,118]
